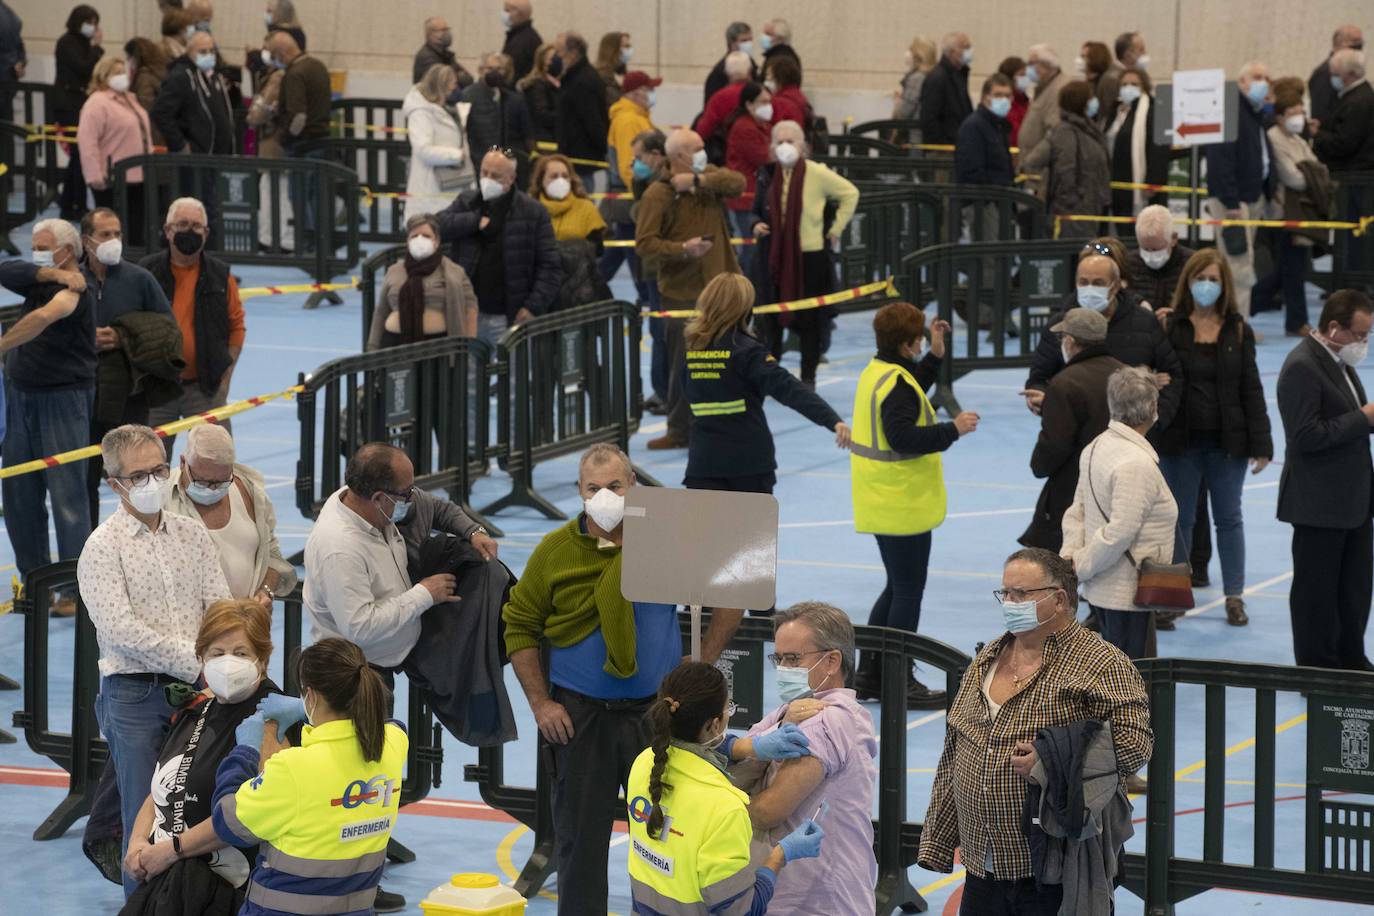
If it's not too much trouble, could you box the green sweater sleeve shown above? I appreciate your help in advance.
[502,532,557,655]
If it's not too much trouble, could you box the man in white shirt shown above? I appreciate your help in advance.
[77,423,231,895]
[303,443,456,671]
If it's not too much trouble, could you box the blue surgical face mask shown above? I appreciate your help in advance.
[1076,284,1111,311]
[1025,64,1039,85]
[32,249,54,267]
[1190,279,1223,308]
[646,89,656,108]
[631,158,654,180]
[1246,79,1269,107]
[988,96,1012,118]
[1119,85,1142,106]
[760,34,774,52]
[737,40,753,56]
[186,480,230,506]
[1015,74,1032,93]
[1331,74,1346,92]
[195,52,217,73]
[1001,593,1054,634]
[381,492,411,524]
[776,660,821,702]
[1085,96,1101,119]
[691,149,708,173]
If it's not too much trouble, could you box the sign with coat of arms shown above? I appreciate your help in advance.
[1308,697,1374,793]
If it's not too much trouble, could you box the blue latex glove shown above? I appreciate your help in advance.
[778,819,825,863]
[256,693,307,730]
[236,713,266,749]
[752,723,812,760]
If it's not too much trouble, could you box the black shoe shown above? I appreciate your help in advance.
[853,673,881,702]
[374,888,406,913]
[644,394,668,416]
[907,679,947,711]
[1190,568,1210,588]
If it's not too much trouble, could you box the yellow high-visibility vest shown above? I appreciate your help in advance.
[850,358,947,535]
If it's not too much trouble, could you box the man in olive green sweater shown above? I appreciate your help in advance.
[502,443,743,915]
[635,128,746,450]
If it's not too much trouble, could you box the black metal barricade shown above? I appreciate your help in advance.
[464,613,971,915]
[1329,172,1374,294]
[312,137,410,243]
[817,153,955,185]
[331,98,407,139]
[0,120,60,238]
[1121,658,1374,914]
[482,301,659,520]
[901,238,1085,413]
[359,243,409,348]
[821,134,904,158]
[294,335,498,536]
[110,153,362,307]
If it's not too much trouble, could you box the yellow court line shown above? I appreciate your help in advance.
[1175,712,1307,779]
[495,823,624,914]
[1176,777,1307,789]
[920,869,968,895]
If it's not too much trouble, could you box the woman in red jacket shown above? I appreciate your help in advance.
[724,82,773,275]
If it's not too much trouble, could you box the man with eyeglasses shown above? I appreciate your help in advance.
[1308,24,1363,126]
[1277,290,1374,671]
[919,548,1151,912]
[141,197,246,457]
[77,423,232,893]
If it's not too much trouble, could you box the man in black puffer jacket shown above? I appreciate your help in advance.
[1023,252,1183,429]
[437,148,561,346]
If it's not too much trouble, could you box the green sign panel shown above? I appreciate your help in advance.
[1307,695,1374,793]
[716,639,765,730]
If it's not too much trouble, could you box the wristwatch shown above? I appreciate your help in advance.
[171,834,184,859]
[466,525,488,541]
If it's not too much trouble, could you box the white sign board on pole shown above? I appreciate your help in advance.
[620,487,778,660]
[1171,68,1227,146]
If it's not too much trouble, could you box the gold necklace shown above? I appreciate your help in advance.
[1007,651,1042,690]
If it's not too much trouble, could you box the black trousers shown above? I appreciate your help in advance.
[1192,480,1212,574]
[662,309,691,442]
[961,874,1063,916]
[1290,521,1374,670]
[682,473,775,494]
[760,250,832,384]
[549,686,653,916]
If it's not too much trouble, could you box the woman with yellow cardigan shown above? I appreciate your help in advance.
[530,153,607,251]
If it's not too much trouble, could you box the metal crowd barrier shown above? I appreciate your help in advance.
[294,335,497,535]
[110,153,362,307]
[481,300,659,520]
[359,243,409,347]
[816,152,955,185]
[820,134,904,158]
[1328,171,1374,294]
[331,97,407,139]
[0,121,60,242]
[465,613,970,915]
[313,137,410,242]
[1121,658,1374,914]
[901,238,1087,414]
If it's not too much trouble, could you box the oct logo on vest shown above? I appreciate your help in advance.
[331,775,397,809]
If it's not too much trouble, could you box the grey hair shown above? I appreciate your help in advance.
[33,218,79,258]
[1239,60,1268,82]
[940,32,968,55]
[770,119,806,149]
[101,424,163,478]
[1134,205,1175,244]
[165,196,207,226]
[724,50,752,80]
[1106,366,1159,427]
[1028,43,1058,70]
[725,21,751,48]
[578,443,632,479]
[417,62,455,104]
[1004,547,1078,607]
[186,424,235,467]
[405,213,441,238]
[272,0,297,23]
[1331,49,1366,81]
[774,601,856,684]
[765,18,791,43]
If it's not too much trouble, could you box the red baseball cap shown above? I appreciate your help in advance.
[622,71,663,94]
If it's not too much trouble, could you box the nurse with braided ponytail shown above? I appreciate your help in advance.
[625,661,826,914]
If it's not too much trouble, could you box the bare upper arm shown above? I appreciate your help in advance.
[748,755,825,830]
[40,289,80,322]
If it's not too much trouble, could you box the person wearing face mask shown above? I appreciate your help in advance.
[140,198,246,456]
[159,8,195,67]
[1202,61,1277,320]
[1080,40,1121,127]
[78,56,153,233]
[1308,24,1364,126]
[1019,43,1065,156]
[918,31,973,146]
[517,43,560,146]
[1125,206,1196,325]
[954,73,1016,188]
[1115,31,1150,73]
[369,214,477,350]
[53,5,104,219]
[698,51,758,162]
[1021,308,1125,553]
[995,56,1030,147]
[1020,80,1111,238]
[636,128,747,449]
[891,37,936,144]
[118,599,291,911]
[532,153,606,245]
[77,423,232,896]
[601,70,660,283]
[412,16,474,88]
[150,29,235,158]
[1106,67,1172,224]
[1276,289,1374,671]
[503,444,744,916]
[628,129,671,411]
[500,0,542,83]
[919,547,1152,904]
[723,82,774,274]
[593,31,630,105]
[704,21,758,106]
[1313,48,1374,174]
[759,18,801,87]
[762,56,810,135]
[124,37,169,148]
[1154,250,1272,628]
[628,660,827,915]
[462,51,533,189]
[1060,366,1178,661]
[850,302,972,708]
[1255,84,1330,338]
[552,31,609,189]
[212,638,408,915]
[403,63,477,215]
[166,424,297,607]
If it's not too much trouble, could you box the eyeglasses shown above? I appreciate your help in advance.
[1334,327,1372,343]
[114,463,171,488]
[169,220,207,233]
[188,473,233,491]
[993,585,1061,605]
[487,146,516,160]
[1082,242,1113,257]
[767,649,831,668]
[382,486,416,504]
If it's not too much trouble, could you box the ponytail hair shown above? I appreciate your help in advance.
[298,638,392,762]
[645,662,728,838]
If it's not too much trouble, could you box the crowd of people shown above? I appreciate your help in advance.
[2,3,1374,915]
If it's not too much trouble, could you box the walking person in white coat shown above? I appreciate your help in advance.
[1061,365,1177,662]
[404,63,476,216]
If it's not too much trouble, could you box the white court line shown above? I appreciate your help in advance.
[1183,571,1293,618]
[240,343,354,355]
[908,710,946,731]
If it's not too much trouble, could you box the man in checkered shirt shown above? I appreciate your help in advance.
[918,547,1152,914]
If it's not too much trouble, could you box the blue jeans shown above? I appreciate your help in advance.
[648,315,668,400]
[597,220,639,285]
[729,209,755,277]
[1159,448,1248,596]
[476,312,510,349]
[1252,231,1310,332]
[288,145,331,253]
[866,532,933,634]
[2,384,94,577]
[95,674,177,896]
[1094,605,1152,660]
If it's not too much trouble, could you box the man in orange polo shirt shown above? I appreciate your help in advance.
[139,197,246,455]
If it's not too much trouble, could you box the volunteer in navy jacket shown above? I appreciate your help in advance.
[212,638,407,916]
[682,273,851,494]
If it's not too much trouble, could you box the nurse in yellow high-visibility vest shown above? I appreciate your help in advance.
[850,302,980,710]
[626,662,826,914]
[212,638,408,915]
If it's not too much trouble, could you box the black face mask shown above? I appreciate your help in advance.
[547,54,564,78]
[484,69,506,88]
[173,229,205,256]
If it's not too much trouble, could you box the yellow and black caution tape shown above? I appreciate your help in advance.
[1053,213,1374,239]
[603,237,754,249]
[1110,180,1209,196]
[238,278,360,300]
[646,277,899,319]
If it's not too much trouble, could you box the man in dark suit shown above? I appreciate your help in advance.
[1277,289,1374,670]
[1308,24,1363,125]
[702,21,756,105]
[919,31,973,146]
[1314,48,1374,173]
[553,31,609,187]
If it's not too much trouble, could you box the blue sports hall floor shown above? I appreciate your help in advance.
[0,223,1369,914]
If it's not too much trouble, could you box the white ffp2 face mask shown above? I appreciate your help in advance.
[120,476,168,514]
[203,655,261,703]
[480,176,508,200]
[407,234,437,260]
[584,487,626,531]
[544,177,571,200]
[95,238,123,266]
[1139,247,1171,270]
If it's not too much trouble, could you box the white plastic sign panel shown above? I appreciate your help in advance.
[620,487,779,612]
[1171,68,1227,146]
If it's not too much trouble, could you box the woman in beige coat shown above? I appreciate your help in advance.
[368,213,478,350]
[1061,365,1177,661]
